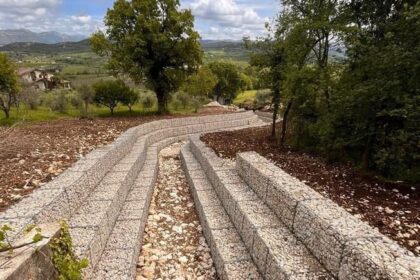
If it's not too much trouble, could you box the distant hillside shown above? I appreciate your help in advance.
[201,40,249,61]
[0,40,91,54]
[0,39,248,57]
[0,29,85,46]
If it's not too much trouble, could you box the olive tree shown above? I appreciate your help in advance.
[0,53,20,119]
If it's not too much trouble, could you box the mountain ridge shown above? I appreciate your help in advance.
[0,29,86,46]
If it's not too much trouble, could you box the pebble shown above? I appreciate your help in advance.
[137,143,216,279]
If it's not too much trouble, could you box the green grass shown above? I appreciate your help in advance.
[233,90,257,106]
[0,104,154,126]
[0,101,205,127]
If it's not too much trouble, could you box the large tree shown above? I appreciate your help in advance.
[0,53,20,119]
[208,61,241,104]
[91,0,202,114]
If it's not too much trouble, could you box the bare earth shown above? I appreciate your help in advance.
[137,143,217,280]
[0,115,205,212]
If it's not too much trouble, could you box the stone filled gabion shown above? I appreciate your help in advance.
[0,112,260,280]
[235,151,420,280]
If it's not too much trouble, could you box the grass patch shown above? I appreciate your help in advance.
[0,102,204,127]
[233,90,257,106]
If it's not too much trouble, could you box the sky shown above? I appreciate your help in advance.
[0,0,280,40]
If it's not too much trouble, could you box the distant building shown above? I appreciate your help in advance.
[18,68,71,91]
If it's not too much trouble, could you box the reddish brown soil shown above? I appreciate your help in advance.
[0,113,224,212]
[201,126,420,256]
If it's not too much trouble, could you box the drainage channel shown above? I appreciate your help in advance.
[137,142,218,280]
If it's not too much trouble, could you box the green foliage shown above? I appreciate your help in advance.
[91,0,203,114]
[208,61,242,104]
[321,2,420,181]
[254,89,272,108]
[76,84,95,117]
[239,73,253,91]
[0,53,20,118]
[20,86,40,110]
[259,0,420,182]
[120,89,139,112]
[93,80,131,115]
[182,66,218,99]
[171,91,190,109]
[140,91,157,109]
[40,90,71,113]
[50,221,88,280]
[0,224,12,250]
[0,224,45,254]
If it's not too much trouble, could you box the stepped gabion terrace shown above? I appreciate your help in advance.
[0,112,419,280]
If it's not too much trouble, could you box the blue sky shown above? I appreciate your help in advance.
[0,0,280,40]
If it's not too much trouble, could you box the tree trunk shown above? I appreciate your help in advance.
[361,136,373,170]
[4,108,10,119]
[156,89,168,114]
[271,88,281,138]
[281,99,293,147]
[110,107,114,115]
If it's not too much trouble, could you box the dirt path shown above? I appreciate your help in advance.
[137,143,217,280]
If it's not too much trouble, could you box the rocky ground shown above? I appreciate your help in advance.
[202,126,420,256]
[137,143,217,280]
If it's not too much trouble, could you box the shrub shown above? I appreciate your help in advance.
[254,89,272,108]
[20,87,40,110]
[141,92,156,109]
[171,91,190,109]
[40,90,69,113]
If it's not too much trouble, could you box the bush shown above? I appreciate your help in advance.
[254,89,272,108]
[40,90,69,113]
[20,87,40,110]
[141,92,157,109]
[171,91,190,110]
[68,91,82,108]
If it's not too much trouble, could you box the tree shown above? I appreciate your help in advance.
[239,73,253,91]
[208,61,241,104]
[182,66,218,99]
[93,80,130,115]
[90,0,202,114]
[246,35,284,139]
[325,1,420,181]
[76,84,94,116]
[120,89,139,113]
[0,53,20,119]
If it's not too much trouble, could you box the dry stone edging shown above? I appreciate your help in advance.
[0,111,259,280]
[0,224,60,280]
[188,136,333,280]
[180,143,263,280]
[235,151,420,280]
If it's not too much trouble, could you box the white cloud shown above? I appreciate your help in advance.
[0,0,101,36]
[71,15,92,24]
[187,0,271,39]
